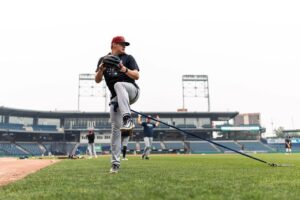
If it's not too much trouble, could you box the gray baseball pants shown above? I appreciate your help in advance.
[110,82,139,166]
[143,137,153,157]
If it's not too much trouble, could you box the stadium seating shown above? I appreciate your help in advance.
[17,143,43,156]
[163,141,185,153]
[41,142,77,155]
[127,142,137,151]
[101,143,111,152]
[139,142,145,151]
[176,124,197,129]
[202,124,212,128]
[238,141,274,152]
[157,123,170,129]
[152,142,163,151]
[0,143,28,156]
[68,125,87,130]
[1,140,297,157]
[94,124,111,129]
[0,149,5,156]
[188,141,220,153]
[32,125,57,132]
[0,123,25,131]
[214,141,242,152]
[267,143,300,152]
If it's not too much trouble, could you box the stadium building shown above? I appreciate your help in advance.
[0,106,277,157]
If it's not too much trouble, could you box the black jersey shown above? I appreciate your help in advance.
[141,122,156,137]
[285,138,292,148]
[87,133,95,144]
[96,53,139,99]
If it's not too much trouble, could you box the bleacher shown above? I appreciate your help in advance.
[94,124,111,129]
[267,144,285,152]
[1,139,298,157]
[101,143,111,152]
[188,141,220,153]
[215,141,241,152]
[0,149,5,156]
[41,142,76,155]
[238,141,274,152]
[43,143,52,154]
[139,142,145,152]
[17,143,43,156]
[152,142,163,151]
[268,143,300,153]
[176,124,197,129]
[68,125,87,130]
[0,143,28,156]
[163,141,185,153]
[127,142,137,151]
[76,143,88,155]
[32,125,57,132]
[0,123,25,131]
[157,123,170,129]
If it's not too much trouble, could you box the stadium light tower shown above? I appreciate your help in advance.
[182,75,211,112]
[78,74,108,111]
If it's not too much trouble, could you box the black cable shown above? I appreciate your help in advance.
[131,109,273,166]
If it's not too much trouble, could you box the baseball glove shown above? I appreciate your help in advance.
[121,129,133,137]
[102,55,121,68]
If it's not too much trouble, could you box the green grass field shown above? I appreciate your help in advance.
[1,154,300,200]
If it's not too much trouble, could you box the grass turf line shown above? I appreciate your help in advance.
[0,154,299,200]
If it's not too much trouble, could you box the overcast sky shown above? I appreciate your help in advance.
[0,0,299,134]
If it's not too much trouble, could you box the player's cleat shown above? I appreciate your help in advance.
[120,116,135,131]
[109,164,119,174]
[145,156,150,160]
[122,158,128,161]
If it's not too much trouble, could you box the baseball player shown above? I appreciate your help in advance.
[95,36,140,173]
[86,130,97,158]
[121,130,132,160]
[137,115,160,160]
[285,136,292,154]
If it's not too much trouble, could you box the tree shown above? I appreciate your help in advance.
[274,126,285,138]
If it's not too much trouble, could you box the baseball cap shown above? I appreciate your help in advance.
[111,36,130,46]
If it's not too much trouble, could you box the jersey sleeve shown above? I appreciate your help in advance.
[126,55,139,71]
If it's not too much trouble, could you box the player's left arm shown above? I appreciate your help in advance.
[119,55,139,80]
[120,63,139,80]
[155,115,160,127]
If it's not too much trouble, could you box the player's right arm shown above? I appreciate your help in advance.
[155,115,160,127]
[95,63,105,83]
[137,115,142,125]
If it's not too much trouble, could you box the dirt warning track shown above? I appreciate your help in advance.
[0,157,58,186]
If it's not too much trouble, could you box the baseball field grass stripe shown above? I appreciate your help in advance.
[0,154,299,200]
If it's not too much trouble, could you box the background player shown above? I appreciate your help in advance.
[86,129,97,158]
[121,130,132,160]
[137,115,160,160]
[285,136,292,154]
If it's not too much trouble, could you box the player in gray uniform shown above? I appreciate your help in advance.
[95,36,140,173]
[138,115,159,160]
[86,129,97,158]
